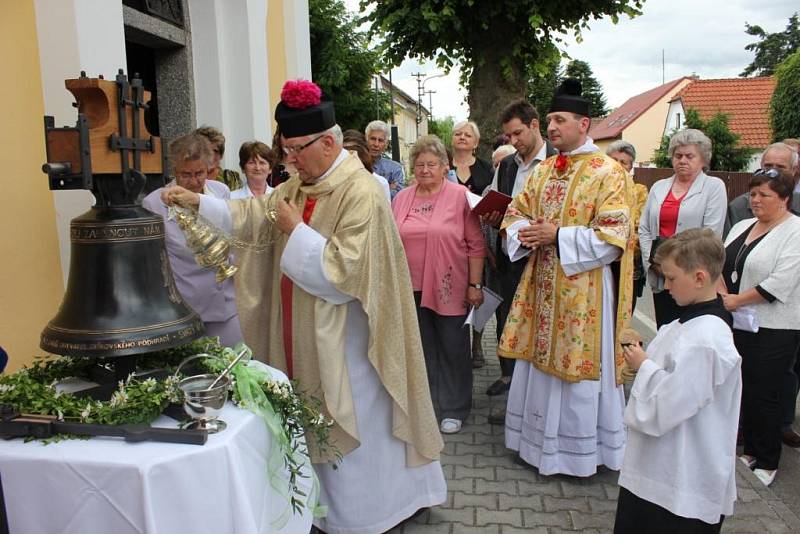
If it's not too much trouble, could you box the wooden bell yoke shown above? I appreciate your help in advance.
[40,70,203,373]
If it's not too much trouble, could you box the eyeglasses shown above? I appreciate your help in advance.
[414,162,441,171]
[177,170,207,181]
[282,134,324,155]
[754,168,780,179]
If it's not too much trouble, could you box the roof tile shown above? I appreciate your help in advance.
[671,77,775,148]
[589,77,691,140]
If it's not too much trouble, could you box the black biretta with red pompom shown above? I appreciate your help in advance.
[274,79,336,138]
[549,78,591,117]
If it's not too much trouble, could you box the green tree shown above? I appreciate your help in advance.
[309,0,391,130]
[428,116,456,150]
[741,13,800,77]
[361,0,643,155]
[769,49,800,141]
[564,59,608,116]
[652,109,755,171]
[651,135,673,168]
[526,44,563,134]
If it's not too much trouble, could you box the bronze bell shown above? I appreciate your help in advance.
[40,71,204,358]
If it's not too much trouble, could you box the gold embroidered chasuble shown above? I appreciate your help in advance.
[497,152,635,385]
[228,153,443,465]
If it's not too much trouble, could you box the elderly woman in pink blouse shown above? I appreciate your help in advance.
[393,135,485,434]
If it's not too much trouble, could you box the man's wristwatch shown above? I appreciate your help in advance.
[469,283,483,289]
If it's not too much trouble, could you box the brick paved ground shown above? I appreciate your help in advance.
[388,317,800,534]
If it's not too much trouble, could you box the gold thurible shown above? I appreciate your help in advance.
[619,327,643,383]
[171,207,238,283]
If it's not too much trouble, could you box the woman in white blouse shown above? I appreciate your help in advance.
[231,141,275,199]
[721,169,800,487]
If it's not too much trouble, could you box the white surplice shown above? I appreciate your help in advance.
[279,224,447,534]
[620,313,741,524]
[503,225,627,477]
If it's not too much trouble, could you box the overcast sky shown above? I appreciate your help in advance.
[342,0,797,121]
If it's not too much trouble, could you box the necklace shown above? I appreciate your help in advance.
[730,242,748,284]
[731,213,788,283]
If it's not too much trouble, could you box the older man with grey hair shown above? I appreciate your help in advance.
[365,119,405,199]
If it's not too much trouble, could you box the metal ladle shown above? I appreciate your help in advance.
[204,347,249,391]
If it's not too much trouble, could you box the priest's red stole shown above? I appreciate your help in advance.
[280,197,318,378]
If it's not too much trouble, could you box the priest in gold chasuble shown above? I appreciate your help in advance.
[498,79,635,478]
[163,81,446,534]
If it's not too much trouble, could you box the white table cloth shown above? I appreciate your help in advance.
[0,403,313,534]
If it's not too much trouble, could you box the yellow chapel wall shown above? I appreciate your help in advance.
[267,0,288,124]
[0,1,65,373]
[623,78,694,165]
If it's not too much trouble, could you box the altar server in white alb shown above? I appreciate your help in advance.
[142,133,243,347]
[615,228,741,534]
[161,80,446,534]
[497,79,634,477]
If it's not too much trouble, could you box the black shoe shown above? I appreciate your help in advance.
[488,409,506,425]
[782,428,800,448]
[486,378,511,396]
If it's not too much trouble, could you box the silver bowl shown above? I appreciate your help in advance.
[179,373,230,433]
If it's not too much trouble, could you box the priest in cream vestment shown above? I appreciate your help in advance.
[163,81,446,534]
[498,79,635,477]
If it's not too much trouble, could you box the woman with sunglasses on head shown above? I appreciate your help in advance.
[392,135,485,434]
[720,169,800,487]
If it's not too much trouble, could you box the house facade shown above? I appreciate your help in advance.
[1,0,311,371]
[590,77,694,166]
[378,75,428,174]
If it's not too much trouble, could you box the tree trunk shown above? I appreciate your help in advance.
[467,43,527,159]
